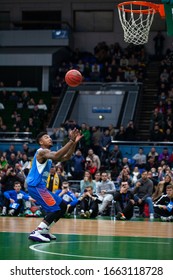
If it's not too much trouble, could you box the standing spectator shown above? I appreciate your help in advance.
[86,148,101,171]
[96,172,115,215]
[114,125,126,141]
[1,166,25,193]
[125,120,136,140]
[133,170,154,219]
[71,149,85,180]
[99,129,112,165]
[113,181,135,220]
[91,126,102,157]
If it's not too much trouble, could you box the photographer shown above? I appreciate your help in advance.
[113,181,135,220]
[133,170,154,219]
[79,186,102,218]
[55,181,78,217]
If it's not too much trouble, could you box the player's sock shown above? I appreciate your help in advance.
[37,221,57,240]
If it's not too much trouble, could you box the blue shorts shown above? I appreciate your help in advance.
[28,186,62,213]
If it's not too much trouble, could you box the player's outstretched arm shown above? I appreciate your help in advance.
[37,129,83,162]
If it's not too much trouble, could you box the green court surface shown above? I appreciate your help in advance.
[0,232,173,260]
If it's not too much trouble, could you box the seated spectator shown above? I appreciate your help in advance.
[133,170,154,219]
[1,165,25,194]
[80,171,96,194]
[152,174,173,202]
[96,171,115,215]
[131,166,141,185]
[158,147,170,165]
[78,186,101,218]
[117,166,133,189]
[37,99,48,111]
[113,181,135,220]
[1,181,35,216]
[132,147,147,171]
[55,181,78,218]
[147,147,159,161]
[154,184,173,222]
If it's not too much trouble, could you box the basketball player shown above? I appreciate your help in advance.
[26,128,83,242]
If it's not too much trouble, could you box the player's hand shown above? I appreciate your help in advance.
[69,128,78,142]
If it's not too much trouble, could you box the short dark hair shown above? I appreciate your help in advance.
[36,131,47,144]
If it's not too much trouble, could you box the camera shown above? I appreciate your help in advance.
[84,189,88,192]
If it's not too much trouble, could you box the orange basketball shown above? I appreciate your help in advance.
[65,69,83,87]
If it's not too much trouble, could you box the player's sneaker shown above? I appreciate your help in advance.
[42,232,57,240]
[28,230,50,242]
[39,228,57,240]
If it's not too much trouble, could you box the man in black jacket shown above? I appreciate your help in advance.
[154,184,173,222]
[113,181,135,220]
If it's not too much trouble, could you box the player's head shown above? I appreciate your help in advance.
[36,131,53,147]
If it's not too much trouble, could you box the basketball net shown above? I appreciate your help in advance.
[118,1,165,45]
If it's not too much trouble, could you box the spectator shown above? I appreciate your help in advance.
[133,170,154,219]
[79,186,101,218]
[152,174,173,202]
[71,149,85,180]
[99,129,112,165]
[86,148,101,171]
[96,171,115,215]
[80,171,96,194]
[55,181,78,217]
[1,181,35,216]
[154,184,173,221]
[132,147,147,171]
[113,181,135,220]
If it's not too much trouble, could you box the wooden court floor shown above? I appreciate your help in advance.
[1,216,173,260]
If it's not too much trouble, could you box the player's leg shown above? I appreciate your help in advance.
[28,186,66,242]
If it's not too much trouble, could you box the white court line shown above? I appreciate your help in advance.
[29,240,170,260]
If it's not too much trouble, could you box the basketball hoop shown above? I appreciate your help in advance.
[117,1,165,45]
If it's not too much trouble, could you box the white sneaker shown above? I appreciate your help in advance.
[28,230,50,242]
[39,228,56,240]
[150,213,154,220]
[42,232,57,240]
[1,207,7,216]
[8,209,15,216]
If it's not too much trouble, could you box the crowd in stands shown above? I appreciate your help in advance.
[51,41,148,94]
[0,131,173,221]
[0,41,173,221]
[149,49,173,141]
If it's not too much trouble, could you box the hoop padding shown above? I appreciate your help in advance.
[118,2,157,45]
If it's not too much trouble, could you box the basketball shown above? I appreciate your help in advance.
[65,69,83,87]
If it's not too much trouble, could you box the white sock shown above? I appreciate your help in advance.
[37,221,49,231]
